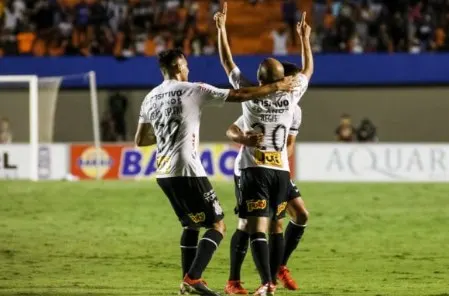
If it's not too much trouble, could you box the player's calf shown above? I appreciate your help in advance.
[228,219,249,282]
[268,219,285,284]
[277,197,309,291]
[180,227,200,278]
[188,220,225,280]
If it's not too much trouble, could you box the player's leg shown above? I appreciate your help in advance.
[277,181,309,291]
[267,171,289,287]
[240,168,275,295]
[284,196,309,266]
[269,219,285,286]
[182,177,225,296]
[181,226,200,278]
[157,177,198,279]
[157,177,223,295]
[225,175,250,295]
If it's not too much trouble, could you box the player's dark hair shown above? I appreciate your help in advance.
[282,62,301,76]
[157,49,185,71]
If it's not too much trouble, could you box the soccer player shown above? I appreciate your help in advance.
[135,49,295,296]
[215,3,313,295]
[225,103,309,295]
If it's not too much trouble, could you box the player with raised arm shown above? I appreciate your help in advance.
[215,3,313,295]
[225,102,309,294]
[135,49,294,296]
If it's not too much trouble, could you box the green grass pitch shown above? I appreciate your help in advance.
[1,181,449,296]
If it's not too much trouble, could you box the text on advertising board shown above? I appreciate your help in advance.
[297,144,449,182]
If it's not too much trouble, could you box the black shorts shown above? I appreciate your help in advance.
[157,177,224,228]
[239,167,290,221]
[288,180,301,201]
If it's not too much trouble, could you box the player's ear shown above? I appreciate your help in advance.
[175,63,183,74]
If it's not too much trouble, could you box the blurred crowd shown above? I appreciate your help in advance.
[0,0,220,57]
[1,0,448,57]
[313,0,449,53]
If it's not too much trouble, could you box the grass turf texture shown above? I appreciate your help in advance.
[1,182,448,296]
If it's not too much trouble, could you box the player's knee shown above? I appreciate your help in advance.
[237,218,249,232]
[212,219,226,236]
[295,209,309,225]
[270,219,284,234]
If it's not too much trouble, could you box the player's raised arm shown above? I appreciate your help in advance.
[287,106,302,157]
[215,2,236,76]
[298,13,314,80]
[226,116,263,147]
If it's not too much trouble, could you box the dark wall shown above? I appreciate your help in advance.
[1,87,448,142]
[2,55,449,86]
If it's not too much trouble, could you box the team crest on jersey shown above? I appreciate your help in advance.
[277,202,287,216]
[188,212,206,224]
[246,199,267,212]
[212,200,223,215]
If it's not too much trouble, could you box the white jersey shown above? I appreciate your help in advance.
[229,67,308,172]
[139,80,230,178]
[233,105,302,176]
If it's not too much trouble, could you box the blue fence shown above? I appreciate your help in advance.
[0,54,448,87]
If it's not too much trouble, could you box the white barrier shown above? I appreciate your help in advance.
[0,144,68,180]
[2,143,449,182]
[296,143,449,182]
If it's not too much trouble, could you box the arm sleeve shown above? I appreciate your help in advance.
[228,66,253,89]
[233,116,245,130]
[292,73,309,105]
[195,83,230,107]
[289,106,302,136]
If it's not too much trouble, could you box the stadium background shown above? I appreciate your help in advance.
[1,0,449,295]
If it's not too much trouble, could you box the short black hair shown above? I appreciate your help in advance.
[281,62,301,76]
[157,49,185,71]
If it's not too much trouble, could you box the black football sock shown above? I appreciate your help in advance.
[250,232,272,284]
[269,233,285,281]
[188,229,223,280]
[229,229,250,281]
[180,228,200,278]
[282,221,306,266]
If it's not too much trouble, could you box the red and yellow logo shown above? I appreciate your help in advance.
[246,200,267,212]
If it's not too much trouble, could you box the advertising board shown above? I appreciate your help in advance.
[296,144,449,182]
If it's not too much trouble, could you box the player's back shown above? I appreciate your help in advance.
[240,91,295,171]
[228,67,306,172]
[139,80,229,177]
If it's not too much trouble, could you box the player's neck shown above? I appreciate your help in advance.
[164,74,184,81]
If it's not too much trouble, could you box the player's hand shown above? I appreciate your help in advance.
[297,12,311,39]
[213,2,227,30]
[276,76,296,92]
[242,130,264,147]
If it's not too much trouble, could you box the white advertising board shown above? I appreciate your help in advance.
[296,144,449,182]
[0,144,68,180]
